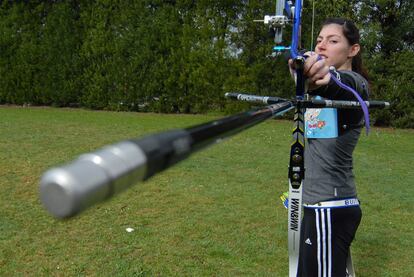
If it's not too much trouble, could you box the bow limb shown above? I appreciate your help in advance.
[290,0,303,58]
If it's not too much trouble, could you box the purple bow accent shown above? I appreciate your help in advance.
[329,75,370,134]
[315,55,370,134]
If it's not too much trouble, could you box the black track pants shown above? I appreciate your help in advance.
[297,206,362,277]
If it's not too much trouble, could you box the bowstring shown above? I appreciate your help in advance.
[310,0,316,52]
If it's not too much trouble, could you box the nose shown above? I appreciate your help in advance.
[316,39,327,51]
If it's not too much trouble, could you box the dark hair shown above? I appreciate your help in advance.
[321,18,369,81]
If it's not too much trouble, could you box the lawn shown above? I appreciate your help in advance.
[0,106,413,276]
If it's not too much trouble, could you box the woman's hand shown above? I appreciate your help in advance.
[289,52,331,91]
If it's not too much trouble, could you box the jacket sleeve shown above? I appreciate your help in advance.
[308,70,369,101]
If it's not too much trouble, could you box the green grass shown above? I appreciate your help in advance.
[0,106,413,276]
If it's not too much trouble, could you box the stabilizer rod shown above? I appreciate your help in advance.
[225,92,390,109]
[40,102,293,219]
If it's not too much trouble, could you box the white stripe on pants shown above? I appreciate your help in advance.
[316,208,332,277]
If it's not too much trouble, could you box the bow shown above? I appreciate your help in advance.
[264,2,307,276]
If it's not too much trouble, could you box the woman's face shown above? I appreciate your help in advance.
[315,23,359,70]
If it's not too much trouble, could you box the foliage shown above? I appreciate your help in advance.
[0,1,412,127]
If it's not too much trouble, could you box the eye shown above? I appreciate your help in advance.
[329,40,338,44]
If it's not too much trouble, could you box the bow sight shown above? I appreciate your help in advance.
[255,0,300,57]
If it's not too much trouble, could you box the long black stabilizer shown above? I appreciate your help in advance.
[40,101,293,219]
[225,92,390,109]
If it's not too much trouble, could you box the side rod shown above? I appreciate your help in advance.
[39,101,293,219]
[225,92,390,109]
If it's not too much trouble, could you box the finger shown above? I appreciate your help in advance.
[314,73,331,86]
[307,60,324,76]
[310,66,330,82]
[304,55,322,74]
[306,60,327,79]
[311,69,329,82]
[303,51,316,59]
[288,59,296,78]
[310,59,330,76]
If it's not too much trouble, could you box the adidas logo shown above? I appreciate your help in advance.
[305,238,312,245]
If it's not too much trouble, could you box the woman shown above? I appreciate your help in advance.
[291,18,370,277]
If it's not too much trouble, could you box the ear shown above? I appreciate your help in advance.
[348,44,360,58]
